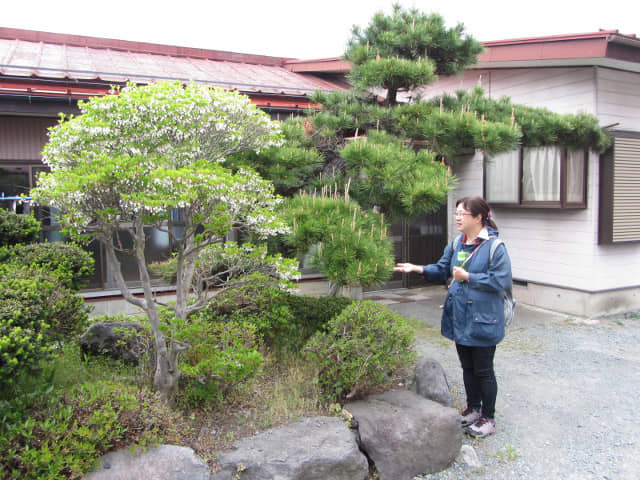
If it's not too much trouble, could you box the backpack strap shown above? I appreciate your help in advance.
[488,237,516,327]
[489,238,503,266]
[454,234,503,267]
[452,234,463,251]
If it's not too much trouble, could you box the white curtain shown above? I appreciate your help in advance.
[522,146,560,202]
[485,150,519,203]
[567,150,586,203]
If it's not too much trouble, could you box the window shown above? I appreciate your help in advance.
[485,147,588,208]
[485,150,519,204]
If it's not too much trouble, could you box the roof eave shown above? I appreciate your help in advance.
[471,57,640,73]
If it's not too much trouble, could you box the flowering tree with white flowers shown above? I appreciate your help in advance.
[31,81,299,401]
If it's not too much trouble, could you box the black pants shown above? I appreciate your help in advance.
[455,344,497,419]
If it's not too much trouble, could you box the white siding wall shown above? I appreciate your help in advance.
[448,151,484,241]
[596,68,640,130]
[419,67,597,114]
[424,66,640,297]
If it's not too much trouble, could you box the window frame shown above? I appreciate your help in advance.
[484,147,588,209]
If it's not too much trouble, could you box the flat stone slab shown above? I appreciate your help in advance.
[216,416,369,480]
[87,444,210,480]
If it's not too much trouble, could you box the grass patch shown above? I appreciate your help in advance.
[494,444,521,462]
[178,352,328,471]
[405,317,451,347]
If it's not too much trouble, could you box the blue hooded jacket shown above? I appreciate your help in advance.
[422,227,512,347]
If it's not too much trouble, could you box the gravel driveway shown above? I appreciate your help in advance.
[377,287,640,480]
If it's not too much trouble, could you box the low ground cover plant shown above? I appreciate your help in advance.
[0,381,183,480]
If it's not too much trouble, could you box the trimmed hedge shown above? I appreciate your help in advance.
[0,210,40,247]
[305,300,416,403]
[0,264,89,389]
[0,242,94,290]
[203,279,353,353]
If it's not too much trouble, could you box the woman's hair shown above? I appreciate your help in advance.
[456,196,497,229]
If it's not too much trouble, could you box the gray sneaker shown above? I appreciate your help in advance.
[465,417,496,438]
[460,407,482,427]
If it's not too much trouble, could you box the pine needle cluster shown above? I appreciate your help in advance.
[280,191,394,292]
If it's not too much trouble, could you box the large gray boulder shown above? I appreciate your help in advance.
[215,416,369,480]
[345,389,461,480]
[79,320,148,363]
[409,357,453,407]
[87,444,210,480]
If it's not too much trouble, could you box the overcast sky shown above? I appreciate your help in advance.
[3,0,639,59]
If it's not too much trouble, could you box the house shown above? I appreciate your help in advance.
[416,30,640,317]
[2,27,639,317]
[0,27,349,294]
[0,27,350,210]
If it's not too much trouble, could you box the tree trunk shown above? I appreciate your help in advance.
[385,87,398,107]
[133,222,183,404]
[103,238,180,403]
[153,342,180,404]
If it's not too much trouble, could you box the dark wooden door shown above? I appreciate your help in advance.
[406,205,448,287]
[366,204,448,291]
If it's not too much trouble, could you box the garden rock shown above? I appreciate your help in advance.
[79,320,148,363]
[409,357,453,407]
[86,444,210,480]
[345,389,461,480]
[215,416,369,480]
[458,445,481,468]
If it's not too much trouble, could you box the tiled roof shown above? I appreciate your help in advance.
[0,28,348,101]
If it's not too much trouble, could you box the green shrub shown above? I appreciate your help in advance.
[0,381,182,480]
[174,315,264,407]
[0,242,94,290]
[206,278,353,353]
[0,210,40,246]
[305,300,416,403]
[0,264,89,391]
[281,294,353,351]
[204,278,296,352]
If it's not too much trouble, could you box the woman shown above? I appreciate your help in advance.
[395,196,512,438]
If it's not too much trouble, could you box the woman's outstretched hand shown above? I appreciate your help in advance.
[394,263,422,274]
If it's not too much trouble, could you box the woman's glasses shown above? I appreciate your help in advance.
[454,212,473,218]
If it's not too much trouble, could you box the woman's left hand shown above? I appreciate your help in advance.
[452,266,470,282]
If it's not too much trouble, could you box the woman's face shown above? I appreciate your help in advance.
[455,205,481,235]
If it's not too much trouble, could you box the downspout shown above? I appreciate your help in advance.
[593,65,599,117]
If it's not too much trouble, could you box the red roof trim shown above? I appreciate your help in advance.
[285,57,352,73]
[482,30,636,47]
[477,31,640,65]
[0,79,317,111]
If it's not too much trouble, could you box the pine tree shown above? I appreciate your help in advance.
[232,8,610,296]
[345,4,484,105]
